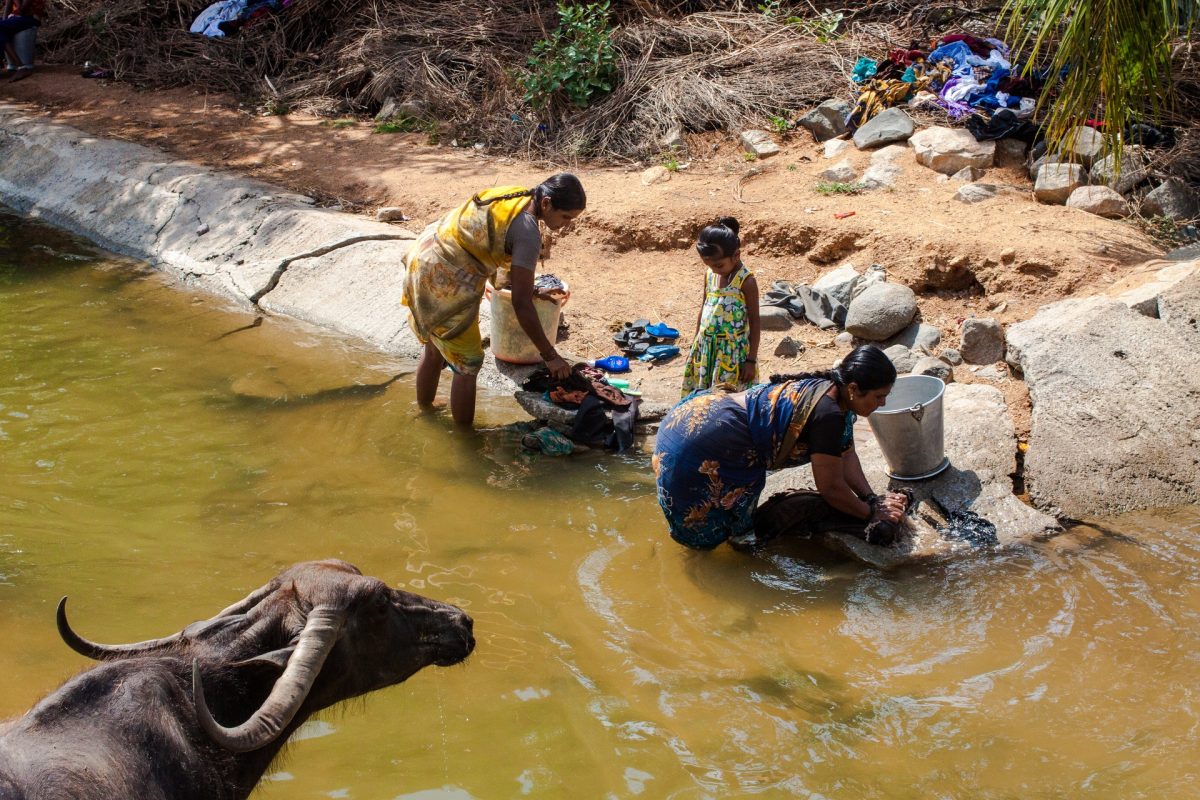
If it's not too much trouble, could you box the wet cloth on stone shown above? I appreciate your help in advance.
[534,273,566,292]
[763,280,846,330]
[522,363,631,408]
[752,489,909,548]
[569,395,641,453]
[654,379,852,550]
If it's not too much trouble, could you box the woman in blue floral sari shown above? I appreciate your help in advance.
[653,345,907,550]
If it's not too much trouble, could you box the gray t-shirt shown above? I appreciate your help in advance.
[503,209,542,271]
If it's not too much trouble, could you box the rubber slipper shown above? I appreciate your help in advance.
[624,341,651,356]
[645,323,679,339]
[637,344,680,362]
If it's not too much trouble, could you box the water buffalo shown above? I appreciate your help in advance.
[0,559,474,800]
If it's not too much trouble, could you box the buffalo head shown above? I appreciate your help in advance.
[56,559,474,752]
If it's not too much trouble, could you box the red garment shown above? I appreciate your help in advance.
[887,48,926,65]
[940,34,993,57]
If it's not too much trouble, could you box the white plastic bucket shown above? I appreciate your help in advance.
[866,374,950,480]
[484,281,570,365]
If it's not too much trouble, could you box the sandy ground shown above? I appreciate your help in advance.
[0,66,1168,436]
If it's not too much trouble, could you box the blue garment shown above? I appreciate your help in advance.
[928,41,975,77]
[852,57,878,84]
[654,380,856,550]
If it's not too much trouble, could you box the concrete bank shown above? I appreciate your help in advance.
[0,105,432,363]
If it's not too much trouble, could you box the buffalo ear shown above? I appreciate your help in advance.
[231,646,295,673]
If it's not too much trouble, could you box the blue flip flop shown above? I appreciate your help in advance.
[637,344,680,362]
[645,322,679,339]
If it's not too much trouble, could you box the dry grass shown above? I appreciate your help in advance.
[35,0,1199,182]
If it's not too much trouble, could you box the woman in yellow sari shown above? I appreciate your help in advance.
[402,174,586,425]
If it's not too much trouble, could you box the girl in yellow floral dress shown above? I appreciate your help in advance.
[681,217,760,398]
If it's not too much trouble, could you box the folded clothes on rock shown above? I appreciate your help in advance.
[762,280,847,330]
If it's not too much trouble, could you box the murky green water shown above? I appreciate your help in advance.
[2,210,1199,799]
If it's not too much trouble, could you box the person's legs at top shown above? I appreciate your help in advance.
[449,372,477,427]
[415,341,445,407]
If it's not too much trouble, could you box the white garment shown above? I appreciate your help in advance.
[190,0,245,38]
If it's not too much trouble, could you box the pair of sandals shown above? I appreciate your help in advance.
[612,319,680,357]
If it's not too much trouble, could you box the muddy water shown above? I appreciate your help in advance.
[2,210,1198,799]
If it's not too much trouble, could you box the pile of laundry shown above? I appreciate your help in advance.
[517,363,640,455]
[848,33,1046,132]
[189,0,294,38]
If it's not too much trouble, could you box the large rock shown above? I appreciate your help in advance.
[818,160,856,182]
[1141,178,1200,221]
[1089,150,1148,195]
[871,144,909,164]
[1066,185,1130,218]
[759,305,794,330]
[796,99,851,142]
[844,282,918,340]
[1034,163,1087,204]
[740,129,780,157]
[640,165,672,186]
[860,162,902,190]
[1027,153,1062,181]
[995,138,1027,167]
[852,108,915,150]
[955,183,1000,204]
[911,356,953,382]
[1057,125,1106,168]
[883,320,941,351]
[762,383,1059,567]
[959,317,1005,364]
[883,344,917,372]
[1107,258,1200,318]
[909,126,996,175]
[812,263,861,307]
[1158,271,1200,347]
[824,139,850,159]
[1006,295,1200,517]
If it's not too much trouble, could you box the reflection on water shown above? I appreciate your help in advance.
[1,210,1199,798]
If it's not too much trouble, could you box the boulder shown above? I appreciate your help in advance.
[812,263,861,308]
[759,305,794,330]
[818,160,856,182]
[1057,125,1106,168]
[911,356,953,382]
[909,126,996,175]
[1107,259,1200,318]
[939,348,962,366]
[883,344,917,372]
[871,144,910,165]
[852,108,915,150]
[834,330,855,350]
[375,207,408,223]
[1034,163,1087,204]
[1066,185,1129,218]
[1141,178,1200,221]
[797,99,852,142]
[740,130,780,157]
[844,282,918,341]
[774,336,804,358]
[640,165,672,186]
[1158,271,1200,348]
[883,321,941,351]
[762,383,1059,567]
[995,138,1027,167]
[823,139,851,159]
[951,166,985,182]
[1006,296,1200,517]
[1089,150,1148,195]
[955,183,999,204]
[1027,153,1062,181]
[959,317,1005,364]
[860,162,902,190]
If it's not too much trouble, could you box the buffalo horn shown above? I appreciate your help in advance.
[193,604,343,752]
[57,597,185,660]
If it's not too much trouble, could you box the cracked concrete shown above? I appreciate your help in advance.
[0,105,432,361]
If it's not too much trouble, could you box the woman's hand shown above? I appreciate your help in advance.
[870,493,906,524]
[545,354,571,380]
[739,361,757,385]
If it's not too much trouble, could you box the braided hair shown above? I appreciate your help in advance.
[474,173,587,211]
[769,344,896,391]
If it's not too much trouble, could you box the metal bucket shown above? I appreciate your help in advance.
[867,374,950,480]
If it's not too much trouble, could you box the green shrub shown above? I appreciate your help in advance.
[523,1,618,110]
[815,181,866,195]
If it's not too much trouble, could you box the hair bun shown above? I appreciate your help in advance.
[717,216,740,236]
